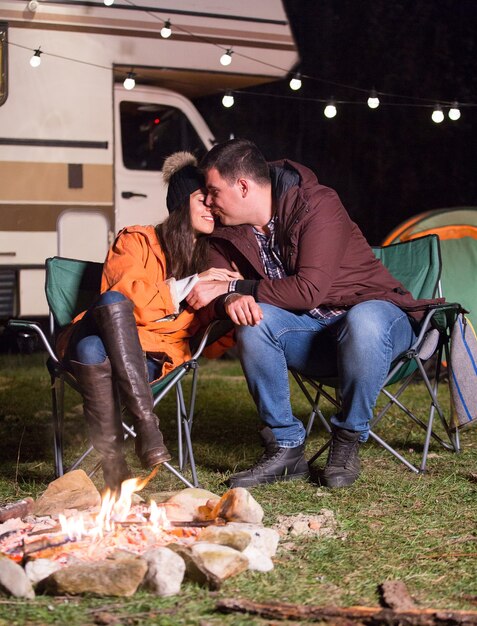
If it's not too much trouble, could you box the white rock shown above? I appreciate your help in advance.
[0,555,35,598]
[242,545,274,572]
[25,558,62,586]
[225,522,280,557]
[142,547,185,596]
[189,543,249,585]
[164,488,219,522]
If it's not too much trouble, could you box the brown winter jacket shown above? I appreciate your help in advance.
[205,159,442,322]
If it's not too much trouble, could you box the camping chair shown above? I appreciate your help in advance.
[9,256,221,488]
[291,234,463,474]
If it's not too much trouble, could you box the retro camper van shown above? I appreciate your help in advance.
[0,0,297,320]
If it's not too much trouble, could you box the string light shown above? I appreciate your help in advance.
[222,91,234,108]
[324,100,337,118]
[123,72,136,90]
[367,89,380,109]
[431,104,444,124]
[220,49,233,66]
[103,0,114,5]
[448,101,461,121]
[10,28,472,123]
[29,47,42,67]
[289,73,302,91]
[160,19,172,39]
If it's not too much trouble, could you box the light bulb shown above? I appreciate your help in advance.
[367,89,380,109]
[289,73,302,91]
[222,91,234,108]
[123,72,136,90]
[431,104,444,124]
[104,0,114,6]
[324,102,337,118]
[29,48,42,67]
[220,49,233,66]
[161,20,172,38]
[448,102,461,121]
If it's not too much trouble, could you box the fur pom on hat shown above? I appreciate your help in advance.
[163,151,205,214]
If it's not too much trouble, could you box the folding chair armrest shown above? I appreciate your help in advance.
[7,319,59,363]
[190,319,233,359]
[427,302,464,332]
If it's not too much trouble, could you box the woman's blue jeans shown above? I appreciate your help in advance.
[67,291,161,382]
[235,301,417,447]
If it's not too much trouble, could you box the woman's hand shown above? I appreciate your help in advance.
[198,265,243,282]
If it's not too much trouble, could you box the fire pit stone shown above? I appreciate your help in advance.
[37,555,148,597]
[0,477,280,598]
[141,546,186,596]
[33,470,101,516]
[0,554,35,598]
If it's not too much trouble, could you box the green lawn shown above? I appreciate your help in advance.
[0,353,476,625]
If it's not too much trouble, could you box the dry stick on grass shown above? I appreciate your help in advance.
[216,598,477,625]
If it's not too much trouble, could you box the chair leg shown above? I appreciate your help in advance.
[51,373,65,478]
[176,375,200,487]
[176,386,184,470]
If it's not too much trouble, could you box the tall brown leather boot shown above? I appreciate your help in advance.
[93,298,171,469]
[70,358,131,493]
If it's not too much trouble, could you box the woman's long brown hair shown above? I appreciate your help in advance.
[155,200,209,279]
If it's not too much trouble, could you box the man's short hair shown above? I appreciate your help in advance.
[201,138,270,186]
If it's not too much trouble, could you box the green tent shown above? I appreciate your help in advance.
[383,207,477,330]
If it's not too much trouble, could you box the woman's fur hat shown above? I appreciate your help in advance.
[162,151,205,213]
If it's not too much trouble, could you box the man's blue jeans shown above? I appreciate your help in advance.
[235,300,417,447]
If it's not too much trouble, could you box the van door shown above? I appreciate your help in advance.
[114,84,215,233]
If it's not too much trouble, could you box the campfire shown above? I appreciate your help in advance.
[2,470,206,566]
[0,470,279,598]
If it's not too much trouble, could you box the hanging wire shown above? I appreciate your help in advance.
[11,0,477,112]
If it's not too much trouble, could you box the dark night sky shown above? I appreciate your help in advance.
[196,0,477,245]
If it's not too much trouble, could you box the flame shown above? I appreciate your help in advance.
[58,512,86,541]
[59,467,166,542]
[149,500,171,532]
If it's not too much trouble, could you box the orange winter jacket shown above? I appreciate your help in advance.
[67,225,203,378]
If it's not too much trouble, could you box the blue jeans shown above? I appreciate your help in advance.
[67,291,161,382]
[235,301,417,447]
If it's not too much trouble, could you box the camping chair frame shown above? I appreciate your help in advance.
[9,256,221,488]
[291,235,462,474]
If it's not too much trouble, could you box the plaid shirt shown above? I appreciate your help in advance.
[229,217,345,320]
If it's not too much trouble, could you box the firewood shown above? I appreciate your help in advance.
[216,598,477,625]
[0,497,34,522]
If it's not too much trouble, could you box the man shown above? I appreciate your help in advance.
[187,139,439,489]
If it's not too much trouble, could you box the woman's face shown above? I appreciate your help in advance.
[189,189,215,235]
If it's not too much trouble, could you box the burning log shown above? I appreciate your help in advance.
[216,598,477,625]
[23,534,73,558]
[0,498,34,522]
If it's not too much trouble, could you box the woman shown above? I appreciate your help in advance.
[59,152,239,492]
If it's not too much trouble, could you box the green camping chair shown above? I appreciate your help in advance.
[9,256,222,488]
[291,235,463,474]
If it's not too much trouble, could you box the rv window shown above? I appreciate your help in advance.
[120,101,206,171]
[0,23,7,107]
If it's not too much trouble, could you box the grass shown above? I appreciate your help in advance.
[0,352,476,625]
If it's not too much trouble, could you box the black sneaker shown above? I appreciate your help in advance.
[227,426,309,488]
[319,426,361,488]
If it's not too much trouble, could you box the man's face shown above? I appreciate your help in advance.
[205,167,245,226]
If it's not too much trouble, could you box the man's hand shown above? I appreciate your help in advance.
[225,294,263,326]
[198,267,242,281]
[186,280,229,309]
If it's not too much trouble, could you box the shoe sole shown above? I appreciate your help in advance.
[141,449,172,469]
[319,474,358,488]
[228,471,309,489]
